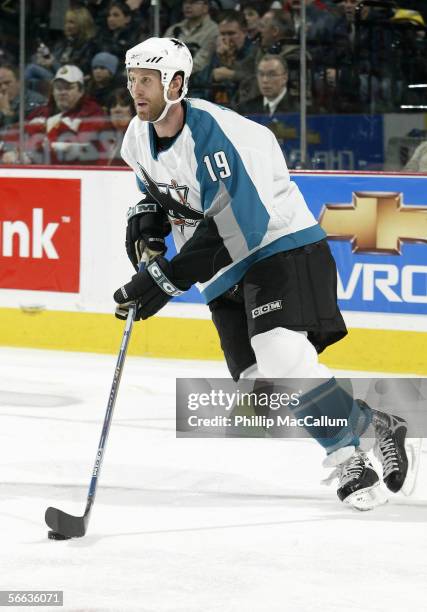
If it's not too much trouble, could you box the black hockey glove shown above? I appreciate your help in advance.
[125,201,171,271]
[113,256,187,321]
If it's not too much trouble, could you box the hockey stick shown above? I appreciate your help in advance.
[45,267,143,538]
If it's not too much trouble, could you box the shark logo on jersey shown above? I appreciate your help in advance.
[136,162,203,230]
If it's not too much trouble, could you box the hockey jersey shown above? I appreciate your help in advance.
[121,98,325,303]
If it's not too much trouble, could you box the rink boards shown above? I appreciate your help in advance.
[0,166,426,374]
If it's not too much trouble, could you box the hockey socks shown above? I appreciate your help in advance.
[295,378,369,453]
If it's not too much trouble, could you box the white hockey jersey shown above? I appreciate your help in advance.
[121,98,325,303]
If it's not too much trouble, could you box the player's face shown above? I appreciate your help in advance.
[128,68,167,122]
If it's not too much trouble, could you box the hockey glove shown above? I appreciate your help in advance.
[125,201,171,271]
[113,256,186,321]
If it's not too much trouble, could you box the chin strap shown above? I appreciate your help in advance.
[150,100,175,123]
[149,83,186,124]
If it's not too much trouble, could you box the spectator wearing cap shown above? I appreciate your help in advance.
[163,0,219,73]
[86,52,126,111]
[2,65,111,166]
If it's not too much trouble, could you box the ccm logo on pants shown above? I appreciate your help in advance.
[251,300,283,319]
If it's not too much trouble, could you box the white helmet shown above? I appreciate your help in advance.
[125,37,193,123]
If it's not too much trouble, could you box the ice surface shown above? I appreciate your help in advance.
[0,347,426,612]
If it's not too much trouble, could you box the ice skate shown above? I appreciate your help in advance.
[363,401,422,496]
[323,447,387,511]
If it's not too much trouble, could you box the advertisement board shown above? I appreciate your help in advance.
[246,113,384,170]
[0,177,81,292]
[0,167,425,372]
[296,174,427,316]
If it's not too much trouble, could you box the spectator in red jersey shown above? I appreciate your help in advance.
[1,65,111,165]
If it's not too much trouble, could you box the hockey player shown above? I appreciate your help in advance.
[113,37,417,510]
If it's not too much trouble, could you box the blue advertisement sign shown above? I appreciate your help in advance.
[167,173,427,316]
[295,174,427,315]
[246,113,384,171]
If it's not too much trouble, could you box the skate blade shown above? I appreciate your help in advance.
[344,484,388,511]
[401,438,422,496]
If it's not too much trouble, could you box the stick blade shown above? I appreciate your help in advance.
[45,506,87,538]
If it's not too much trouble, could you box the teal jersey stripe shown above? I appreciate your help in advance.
[201,224,326,303]
[186,103,270,251]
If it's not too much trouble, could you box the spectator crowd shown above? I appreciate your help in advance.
[0,0,426,166]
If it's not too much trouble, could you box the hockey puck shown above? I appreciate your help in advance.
[48,530,71,540]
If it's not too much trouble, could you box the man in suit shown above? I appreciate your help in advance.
[237,54,299,115]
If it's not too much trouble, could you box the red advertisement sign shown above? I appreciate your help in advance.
[0,177,81,292]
